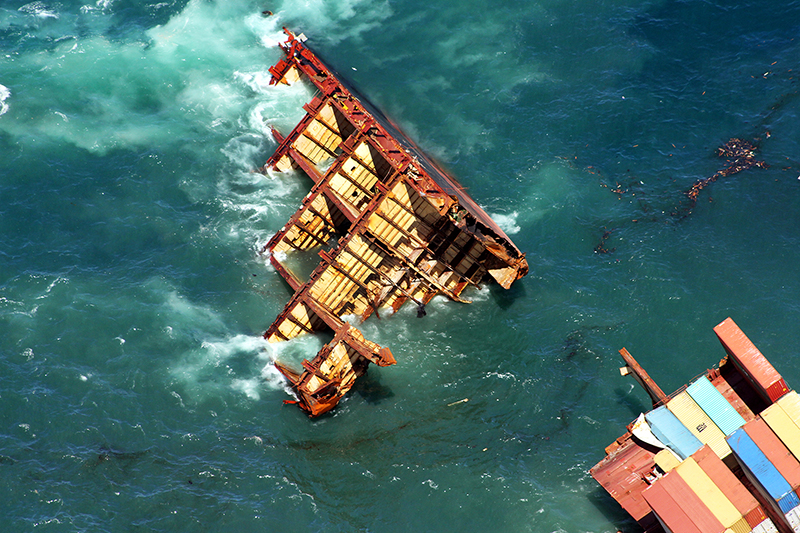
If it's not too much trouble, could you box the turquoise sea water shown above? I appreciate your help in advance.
[1,1,799,531]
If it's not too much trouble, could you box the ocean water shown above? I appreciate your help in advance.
[1,0,799,531]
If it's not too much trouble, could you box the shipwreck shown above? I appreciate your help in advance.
[259,29,529,416]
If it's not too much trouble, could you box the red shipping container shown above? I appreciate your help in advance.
[693,445,763,522]
[744,417,800,489]
[714,318,789,403]
[643,480,703,533]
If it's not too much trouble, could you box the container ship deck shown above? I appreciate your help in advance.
[591,318,800,533]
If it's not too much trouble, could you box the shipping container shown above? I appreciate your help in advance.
[728,517,752,533]
[745,508,769,529]
[688,376,747,435]
[777,490,800,514]
[646,405,703,460]
[752,519,780,533]
[761,403,800,462]
[658,471,727,532]
[777,391,800,425]
[654,448,682,472]
[693,445,761,519]
[744,417,800,489]
[727,427,797,522]
[669,391,732,459]
[788,507,800,532]
[714,318,789,403]
[676,457,743,528]
[643,479,704,533]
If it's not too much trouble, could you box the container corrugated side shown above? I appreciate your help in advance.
[646,405,703,460]
[729,517,753,533]
[726,428,793,508]
[761,403,800,463]
[777,490,800,513]
[744,507,768,529]
[786,507,800,533]
[753,519,780,533]
[654,448,682,472]
[693,445,761,519]
[642,479,703,533]
[714,318,789,403]
[676,457,743,527]
[778,392,800,426]
[744,418,800,490]
[668,391,731,459]
[651,471,726,532]
[688,376,747,435]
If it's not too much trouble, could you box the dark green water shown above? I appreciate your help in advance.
[1,1,799,531]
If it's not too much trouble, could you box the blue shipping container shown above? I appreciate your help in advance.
[727,427,793,502]
[778,490,800,514]
[687,376,746,435]
[646,405,703,460]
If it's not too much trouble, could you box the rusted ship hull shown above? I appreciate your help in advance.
[261,29,528,416]
[591,318,797,533]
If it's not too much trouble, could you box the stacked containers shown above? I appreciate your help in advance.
[777,392,800,428]
[744,418,800,530]
[646,405,703,460]
[687,376,747,435]
[714,318,789,403]
[654,448,683,472]
[761,401,800,467]
[675,457,752,532]
[668,391,732,460]
[727,426,800,532]
[693,445,778,533]
[643,470,725,533]
[643,480,704,533]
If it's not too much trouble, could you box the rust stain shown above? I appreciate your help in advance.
[260,29,529,417]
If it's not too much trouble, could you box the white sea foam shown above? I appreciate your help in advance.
[276,0,393,44]
[0,85,9,116]
[19,2,59,19]
[488,211,521,235]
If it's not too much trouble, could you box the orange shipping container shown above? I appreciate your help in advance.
[693,445,764,526]
[744,417,800,490]
[675,457,743,528]
[643,479,704,533]
[714,318,789,403]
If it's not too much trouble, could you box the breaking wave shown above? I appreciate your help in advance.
[19,1,59,19]
[0,85,9,116]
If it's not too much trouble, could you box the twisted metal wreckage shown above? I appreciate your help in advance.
[260,29,529,416]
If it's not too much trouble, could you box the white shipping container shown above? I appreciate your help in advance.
[786,506,800,533]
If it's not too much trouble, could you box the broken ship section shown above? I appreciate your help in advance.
[260,30,528,417]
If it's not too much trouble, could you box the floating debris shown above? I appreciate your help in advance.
[679,138,768,218]
[261,29,528,417]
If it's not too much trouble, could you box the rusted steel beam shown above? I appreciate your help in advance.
[261,28,529,416]
[618,347,669,407]
[269,254,302,291]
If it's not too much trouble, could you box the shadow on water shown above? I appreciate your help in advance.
[613,386,652,421]
[489,276,527,311]
[587,485,640,533]
[84,445,150,471]
[351,367,394,405]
